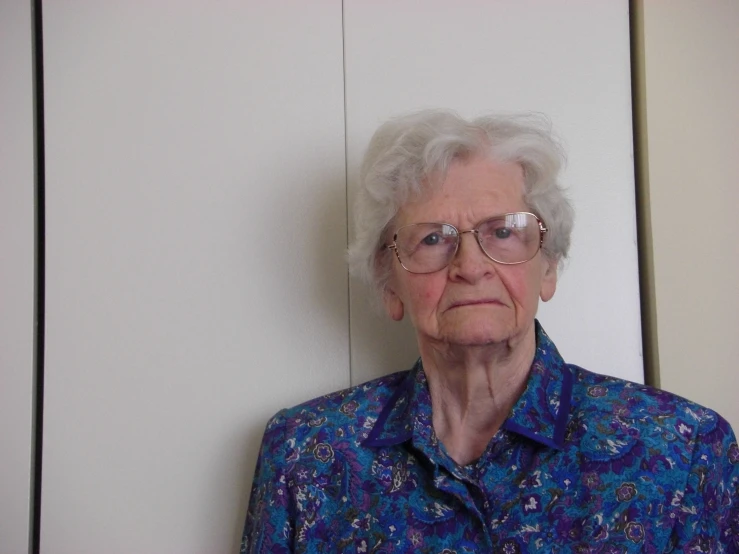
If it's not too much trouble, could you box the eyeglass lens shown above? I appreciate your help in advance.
[394,212,542,273]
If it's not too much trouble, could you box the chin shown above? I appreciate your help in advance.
[438,310,515,344]
[441,323,514,347]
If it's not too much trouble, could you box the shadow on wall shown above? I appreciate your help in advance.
[335,178,420,385]
[349,279,419,385]
[230,174,420,550]
[303,169,419,387]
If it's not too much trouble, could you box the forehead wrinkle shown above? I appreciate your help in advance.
[397,186,526,228]
[392,156,527,230]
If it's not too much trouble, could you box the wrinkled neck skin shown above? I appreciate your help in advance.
[419,322,537,467]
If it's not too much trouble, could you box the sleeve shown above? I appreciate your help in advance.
[240,410,295,554]
[668,413,739,553]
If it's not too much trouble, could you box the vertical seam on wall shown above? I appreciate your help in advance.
[629,0,661,388]
[30,0,46,551]
[341,0,353,388]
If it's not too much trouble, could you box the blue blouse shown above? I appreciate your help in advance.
[241,324,739,552]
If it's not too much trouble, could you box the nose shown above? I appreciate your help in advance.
[448,230,495,282]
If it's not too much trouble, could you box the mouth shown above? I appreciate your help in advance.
[447,299,505,310]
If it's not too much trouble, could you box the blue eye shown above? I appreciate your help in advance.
[495,228,512,239]
[422,233,441,245]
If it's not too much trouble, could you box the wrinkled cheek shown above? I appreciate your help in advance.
[506,274,540,316]
[409,281,443,307]
[411,294,438,324]
[406,290,443,331]
[420,290,438,302]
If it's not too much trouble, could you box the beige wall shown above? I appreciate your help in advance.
[0,1,35,553]
[636,1,739,430]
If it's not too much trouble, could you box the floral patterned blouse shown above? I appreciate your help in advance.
[241,323,739,553]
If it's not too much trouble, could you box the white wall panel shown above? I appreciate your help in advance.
[344,0,643,385]
[0,1,35,552]
[40,1,641,550]
[41,3,347,553]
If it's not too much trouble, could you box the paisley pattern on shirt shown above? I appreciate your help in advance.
[241,323,739,553]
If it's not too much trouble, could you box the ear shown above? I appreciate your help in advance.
[382,286,405,321]
[539,256,558,303]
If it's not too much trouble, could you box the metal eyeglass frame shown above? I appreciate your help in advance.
[384,211,548,274]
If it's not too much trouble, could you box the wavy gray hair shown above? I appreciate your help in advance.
[347,109,574,301]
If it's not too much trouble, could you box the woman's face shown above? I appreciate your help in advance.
[383,155,557,349]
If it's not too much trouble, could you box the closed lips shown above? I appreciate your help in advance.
[448,299,504,309]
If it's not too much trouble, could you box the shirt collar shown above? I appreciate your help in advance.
[502,322,573,450]
[363,321,573,451]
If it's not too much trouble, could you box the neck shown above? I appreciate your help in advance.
[419,323,537,466]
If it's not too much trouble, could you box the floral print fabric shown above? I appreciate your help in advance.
[241,323,739,552]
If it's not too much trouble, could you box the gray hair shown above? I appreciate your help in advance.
[347,109,574,300]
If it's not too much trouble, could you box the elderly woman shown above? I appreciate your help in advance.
[241,111,738,552]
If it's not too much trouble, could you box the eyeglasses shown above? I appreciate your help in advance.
[385,211,548,274]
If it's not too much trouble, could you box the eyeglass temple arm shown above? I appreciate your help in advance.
[538,221,548,247]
